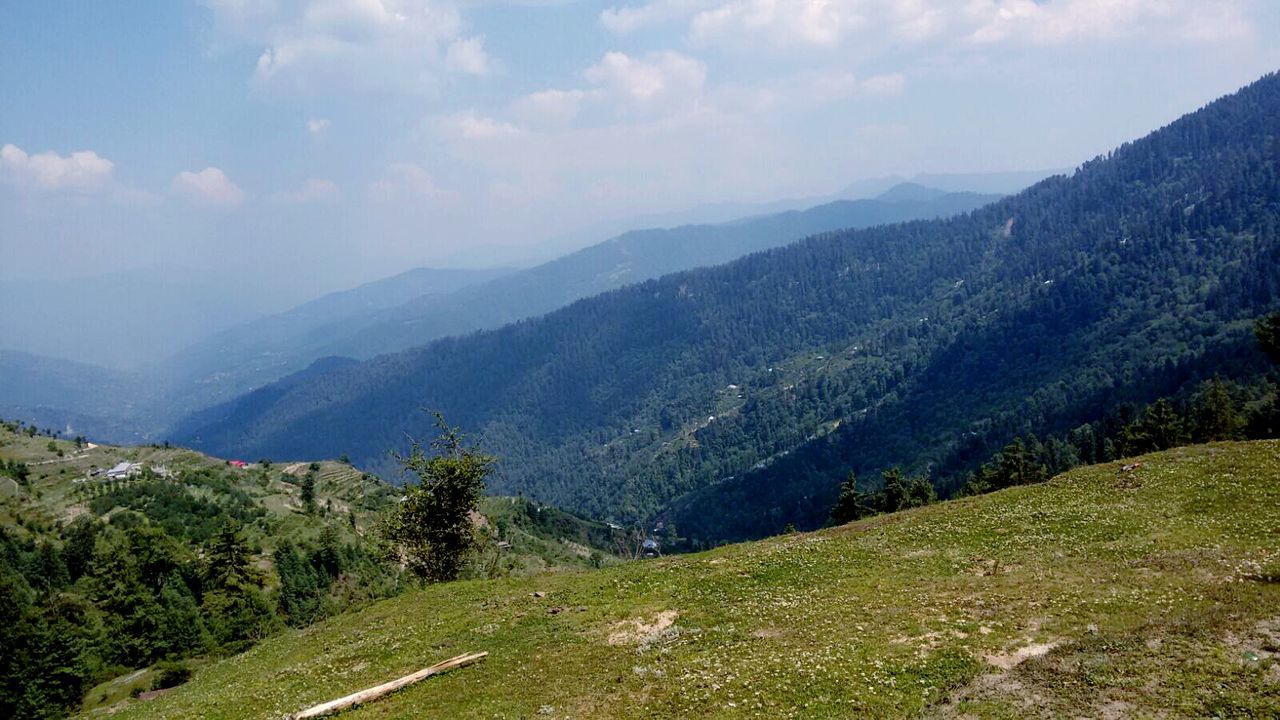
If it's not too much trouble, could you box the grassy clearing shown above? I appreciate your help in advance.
[105,441,1280,719]
[0,427,395,541]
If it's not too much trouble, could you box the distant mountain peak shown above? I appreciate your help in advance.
[874,182,948,203]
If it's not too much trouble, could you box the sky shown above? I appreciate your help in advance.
[2,0,1279,304]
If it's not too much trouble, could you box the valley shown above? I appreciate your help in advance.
[175,73,1280,544]
[4,12,1280,716]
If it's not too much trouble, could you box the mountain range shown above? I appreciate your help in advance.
[0,184,1001,441]
[175,73,1280,543]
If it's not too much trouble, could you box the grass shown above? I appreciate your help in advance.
[101,440,1280,718]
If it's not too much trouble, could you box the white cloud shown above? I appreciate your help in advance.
[172,167,246,207]
[584,50,706,107]
[964,0,1160,45]
[367,162,449,202]
[437,110,523,140]
[0,143,115,192]
[511,88,587,125]
[445,36,494,75]
[600,0,1253,51]
[205,0,479,95]
[307,117,331,138]
[600,0,708,33]
[274,177,340,203]
[691,0,864,48]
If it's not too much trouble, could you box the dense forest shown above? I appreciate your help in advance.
[826,346,1280,530]
[177,73,1280,544]
[0,432,403,718]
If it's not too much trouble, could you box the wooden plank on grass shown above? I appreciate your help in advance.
[289,651,488,719]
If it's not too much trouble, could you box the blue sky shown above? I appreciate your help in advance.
[3,0,1279,301]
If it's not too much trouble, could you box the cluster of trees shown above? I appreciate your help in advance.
[0,511,402,719]
[1,518,265,717]
[1,459,30,486]
[829,467,937,525]
[180,73,1280,546]
[272,527,398,627]
[0,460,402,719]
[0,419,61,440]
[826,314,1280,526]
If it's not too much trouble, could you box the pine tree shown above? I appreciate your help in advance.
[205,522,259,591]
[877,468,907,513]
[829,472,869,525]
[1192,378,1241,442]
[273,542,323,627]
[1142,398,1188,451]
[1255,313,1280,363]
[904,475,938,508]
[301,472,317,515]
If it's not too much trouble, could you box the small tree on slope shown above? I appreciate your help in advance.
[380,415,494,583]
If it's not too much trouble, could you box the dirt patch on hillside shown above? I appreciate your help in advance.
[1225,616,1280,669]
[608,611,678,647]
[984,640,1059,670]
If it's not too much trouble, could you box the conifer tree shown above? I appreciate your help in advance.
[1256,313,1280,363]
[205,522,259,591]
[829,472,868,525]
[1192,378,1241,442]
[301,472,317,515]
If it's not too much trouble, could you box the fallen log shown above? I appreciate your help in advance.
[289,651,488,719]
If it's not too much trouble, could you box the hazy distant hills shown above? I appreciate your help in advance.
[0,182,1002,441]
[0,269,269,370]
[0,349,153,440]
[175,73,1280,541]
[159,267,511,409]
[158,184,1002,409]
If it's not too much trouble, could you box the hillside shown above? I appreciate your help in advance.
[0,423,619,581]
[0,188,997,446]
[158,267,511,411]
[107,440,1280,718]
[155,186,999,411]
[0,422,396,543]
[176,73,1280,541]
[0,422,625,717]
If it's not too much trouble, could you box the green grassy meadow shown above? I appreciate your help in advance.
[105,440,1280,719]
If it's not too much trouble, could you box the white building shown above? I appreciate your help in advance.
[105,461,142,480]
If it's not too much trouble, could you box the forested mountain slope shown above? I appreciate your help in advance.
[0,350,156,442]
[177,73,1280,542]
[0,188,996,446]
[108,441,1280,719]
[159,267,510,410]
[311,188,1001,359]
[159,186,999,406]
